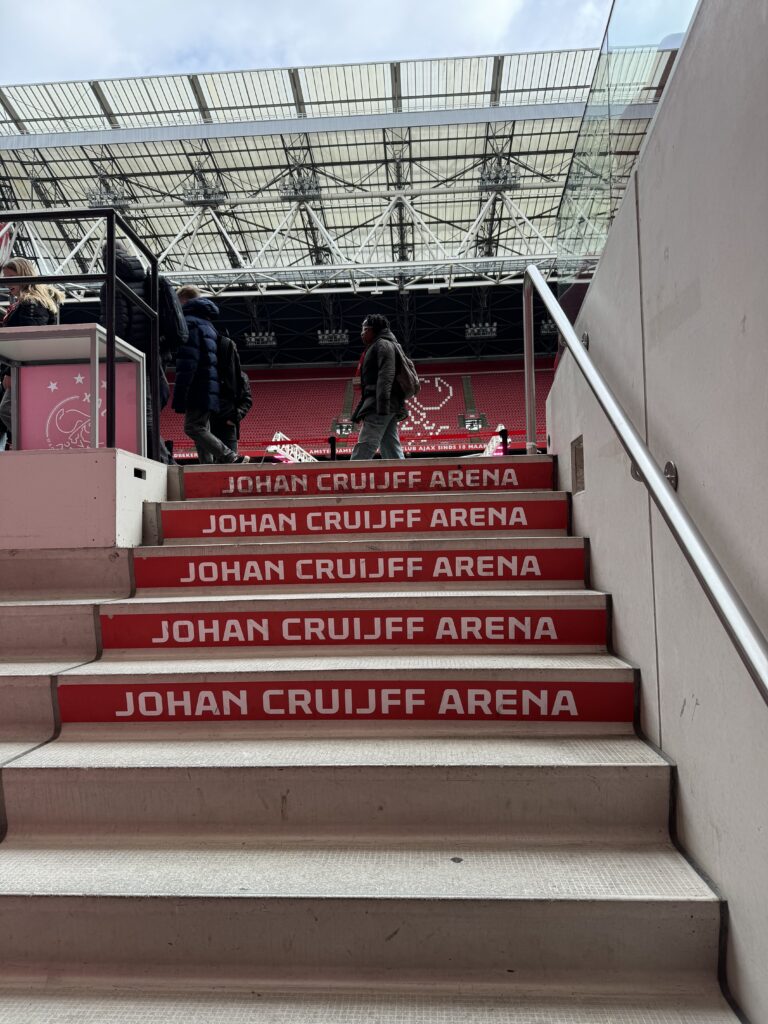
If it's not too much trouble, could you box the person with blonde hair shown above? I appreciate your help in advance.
[0,258,64,445]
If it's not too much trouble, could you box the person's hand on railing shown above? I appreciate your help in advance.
[2,374,10,391]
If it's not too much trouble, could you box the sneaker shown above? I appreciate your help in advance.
[228,454,250,464]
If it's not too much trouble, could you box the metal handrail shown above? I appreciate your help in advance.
[523,262,768,709]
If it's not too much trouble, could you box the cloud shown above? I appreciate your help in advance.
[0,0,612,85]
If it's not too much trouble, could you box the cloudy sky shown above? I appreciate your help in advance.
[1,0,616,85]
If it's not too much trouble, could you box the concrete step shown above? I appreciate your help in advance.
[0,839,719,984]
[151,490,569,544]
[175,454,555,501]
[98,590,609,656]
[2,734,665,841]
[57,653,635,727]
[134,536,587,593]
[0,986,740,1023]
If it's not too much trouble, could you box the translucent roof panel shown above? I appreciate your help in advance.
[0,44,678,289]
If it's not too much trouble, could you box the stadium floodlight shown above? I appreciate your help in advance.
[86,174,133,210]
[464,321,498,339]
[317,329,349,347]
[182,183,227,207]
[279,171,322,202]
[243,330,277,348]
[478,164,520,193]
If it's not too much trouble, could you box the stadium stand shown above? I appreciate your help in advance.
[161,357,553,459]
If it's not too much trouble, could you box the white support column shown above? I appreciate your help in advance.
[24,223,56,275]
[353,198,398,262]
[178,208,207,271]
[499,193,556,257]
[455,194,497,257]
[302,204,350,264]
[158,209,204,265]
[401,197,448,260]
[209,209,247,267]
[53,219,103,275]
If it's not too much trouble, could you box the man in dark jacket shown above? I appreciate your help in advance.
[173,296,249,465]
[98,240,181,463]
[210,355,253,455]
[350,313,406,460]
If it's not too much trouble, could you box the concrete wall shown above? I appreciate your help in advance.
[547,0,768,1019]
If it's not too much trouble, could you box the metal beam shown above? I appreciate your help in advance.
[89,82,119,128]
[0,87,27,133]
[188,75,213,124]
[490,56,504,107]
[390,63,402,113]
[0,101,594,152]
[288,69,306,117]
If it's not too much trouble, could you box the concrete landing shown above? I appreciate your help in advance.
[0,986,740,1023]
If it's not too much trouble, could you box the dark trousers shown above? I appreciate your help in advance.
[211,418,238,454]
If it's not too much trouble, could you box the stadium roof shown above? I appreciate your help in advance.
[0,47,676,295]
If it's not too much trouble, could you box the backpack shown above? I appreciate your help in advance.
[157,274,188,356]
[392,341,420,400]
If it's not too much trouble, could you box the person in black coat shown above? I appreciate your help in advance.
[98,240,178,463]
[210,335,253,454]
[350,313,406,460]
[173,296,249,465]
[0,258,64,445]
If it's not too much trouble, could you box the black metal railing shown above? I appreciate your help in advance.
[0,207,161,459]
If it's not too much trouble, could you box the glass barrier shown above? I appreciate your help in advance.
[556,0,698,287]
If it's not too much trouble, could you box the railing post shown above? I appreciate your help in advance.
[522,272,538,454]
[148,257,160,462]
[104,211,117,449]
[499,427,509,456]
[328,436,337,461]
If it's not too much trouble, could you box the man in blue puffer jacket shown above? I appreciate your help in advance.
[173,296,249,464]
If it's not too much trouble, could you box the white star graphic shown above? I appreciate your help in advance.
[100,380,107,389]
[74,374,85,384]
[47,381,58,392]
[83,393,91,402]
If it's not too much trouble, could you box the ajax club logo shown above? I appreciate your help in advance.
[43,374,106,450]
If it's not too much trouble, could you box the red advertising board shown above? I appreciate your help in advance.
[58,678,633,723]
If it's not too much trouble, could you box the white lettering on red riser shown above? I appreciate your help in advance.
[161,499,567,540]
[99,609,606,649]
[184,464,553,499]
[134,549,586,589]
[57,680,634,723]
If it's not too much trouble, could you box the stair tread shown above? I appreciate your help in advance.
[0,840,715,901]
[102,589,607,610]
[137,535,586,556]
[7,735,664,771]
[162,489,567,509]
[65,652,634,676]
[0,986,739,1023]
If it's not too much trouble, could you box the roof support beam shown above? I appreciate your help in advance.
[490,56,504,106]
[288,69,306,117]
[390,63,402,113]
[188,75,213,123]
[0,87,27,133]
[89,82,119,128]
[0,101,601,152]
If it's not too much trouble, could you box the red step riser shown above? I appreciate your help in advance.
[99,608,607,651]
[161,498,568,541]
[134,548,586,590]
[58,679,633,724]
[183,461,554,500]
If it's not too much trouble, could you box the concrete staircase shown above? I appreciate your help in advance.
[0,455,739,1021]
